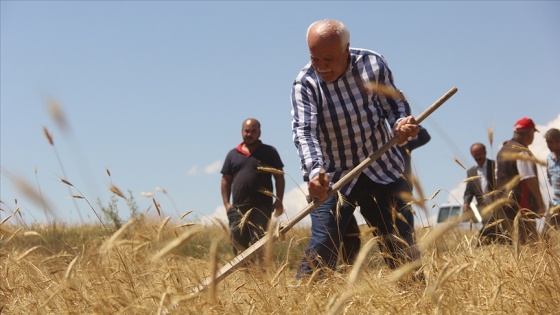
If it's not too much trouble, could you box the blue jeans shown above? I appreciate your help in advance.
[296,174,417,278]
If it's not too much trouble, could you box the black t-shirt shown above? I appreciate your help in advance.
[221,143,284,210]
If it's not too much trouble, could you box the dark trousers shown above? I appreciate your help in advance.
[495,204,540,245]
[477,205,509,245]
[341,214,362,265]
[296,174,418,278]
[227,205,272,256]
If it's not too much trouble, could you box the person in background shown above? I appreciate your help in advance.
[221,118,285,257]
[495,117,546,244]
[291,19,421,280]
[341,125,431,266]
[400,125,432,190]
[543,128,560,238]
[462,143,504,245]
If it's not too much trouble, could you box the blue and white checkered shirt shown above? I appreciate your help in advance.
[291,48,410,195]
[547,152,560,206]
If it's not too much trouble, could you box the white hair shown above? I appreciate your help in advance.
[306,20,350,48]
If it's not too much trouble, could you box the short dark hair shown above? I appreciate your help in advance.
[545,128,560,141]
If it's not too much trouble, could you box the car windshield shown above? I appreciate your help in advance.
[437,205,470,223]
[437,207,451,223]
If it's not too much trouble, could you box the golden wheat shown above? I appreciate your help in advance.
[2,216,559,314]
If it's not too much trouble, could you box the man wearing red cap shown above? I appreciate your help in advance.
[496,117,546,244]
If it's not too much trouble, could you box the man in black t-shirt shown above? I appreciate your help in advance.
[221,118,285,256]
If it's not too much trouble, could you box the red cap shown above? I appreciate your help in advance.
[514,117,539,132]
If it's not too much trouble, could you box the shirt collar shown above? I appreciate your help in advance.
[477,159,488,170]
[236,140,262,157]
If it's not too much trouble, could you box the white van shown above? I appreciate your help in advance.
[436,202,483,230]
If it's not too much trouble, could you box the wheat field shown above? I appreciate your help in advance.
[2,120,558,314]
[1,215,559,315]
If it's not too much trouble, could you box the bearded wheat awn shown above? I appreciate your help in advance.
[156,216,171,242]
[180,210,194,220]
[454,157,467,170]
[488,127,494,148]
[43,127,54,146]
[257,166,284,175]
[46,99,69,131]
[366,82,407,100]
[42,123,83,222]
[109,184,127,200]
[500,151,546,166]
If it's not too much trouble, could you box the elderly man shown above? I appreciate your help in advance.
[496,117,546,244]
[463,143,503,244]
[291,19,420,279]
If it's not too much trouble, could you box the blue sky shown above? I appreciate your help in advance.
[1,1,559,227]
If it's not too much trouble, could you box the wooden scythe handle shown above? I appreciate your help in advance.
[193,87,458,293]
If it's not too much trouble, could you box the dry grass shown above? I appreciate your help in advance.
[2,106,558,313]
[1,217,559,314]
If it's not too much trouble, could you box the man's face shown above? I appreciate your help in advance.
[471,145,486,167]
[546,137,560,154]
[308,34,349,83]
[519,129,536,146]
[527,130,535,145]
[242,121,261,145]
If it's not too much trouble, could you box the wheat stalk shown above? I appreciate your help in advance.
[454,157,467,170]
[152,226,203,261]
[180,210,193,220]
[500,151,546,166]
[46,99,69,131]
[257,188,279,201]
[16,245,42,261]
[365,82,406,100]
[156,216,171,242]
[488,127,494,148]
[101,219,136,253]
[64,255,80,281]
[257,166,284,175]
[109,184,127,199]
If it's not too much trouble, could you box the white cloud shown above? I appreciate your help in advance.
[447,183,467,204]
[187,166,198,176]
[277,183,312,227]
[199,183,313,228]
[204,160,223,174]
[199,205,228,226]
